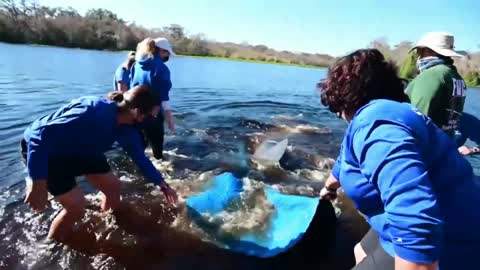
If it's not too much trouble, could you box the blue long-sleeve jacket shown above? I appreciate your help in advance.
[333,99,480,269]
[130,55,171,103]
[23,96,164,185]
[455,112,480,146]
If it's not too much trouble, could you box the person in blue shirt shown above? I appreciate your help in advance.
[130,37,175,160]
[113,51,136,92]
[456,112,480,155]
[22,85,178,244]
[318,49,480,270]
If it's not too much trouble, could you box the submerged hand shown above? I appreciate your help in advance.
[160,182,178,205]
[25,179,49,211]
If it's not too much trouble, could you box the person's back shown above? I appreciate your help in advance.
[346,99,480,269]
[24,96,119,159]
[407,63,466,137]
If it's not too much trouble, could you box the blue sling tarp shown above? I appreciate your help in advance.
[186,172,320,258]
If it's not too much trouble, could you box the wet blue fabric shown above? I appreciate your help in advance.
[186,172,319,258]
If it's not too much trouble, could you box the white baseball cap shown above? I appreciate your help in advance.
[154,37,176,56]
[409,32,464,58]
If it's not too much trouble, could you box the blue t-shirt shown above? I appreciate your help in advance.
[113,64,130,90]
[130,55,171,103]
[23,96,164,185]
[332,99,480,269]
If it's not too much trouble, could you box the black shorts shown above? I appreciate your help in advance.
[352,229,394,270]
[21,140,111,196]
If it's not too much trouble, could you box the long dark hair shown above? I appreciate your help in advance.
[319,49,409,116]
[107,85,157,114]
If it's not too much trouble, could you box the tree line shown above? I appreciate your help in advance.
[0,0,334,67]
[0,0,479,85]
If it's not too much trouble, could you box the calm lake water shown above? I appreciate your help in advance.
[0,42,479,269]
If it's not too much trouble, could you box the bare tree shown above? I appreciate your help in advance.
[1,0,21,23]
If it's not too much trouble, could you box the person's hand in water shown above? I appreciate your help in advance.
[160,182,178,204]
[165,110,174,134]
[458,146,480,155]
[25,179,49,211]
[320,174,340,201]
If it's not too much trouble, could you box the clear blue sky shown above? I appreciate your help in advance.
[39,0,479,56]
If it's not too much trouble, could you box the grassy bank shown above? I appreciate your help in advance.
[177,54,327,69]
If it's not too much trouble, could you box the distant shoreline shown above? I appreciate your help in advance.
[1,42,327,69]
[177,55,327,69]
[1,2,478,86]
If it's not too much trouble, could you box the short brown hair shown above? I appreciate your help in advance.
[319,49,409,116]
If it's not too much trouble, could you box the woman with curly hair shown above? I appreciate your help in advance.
[318,49,480,270]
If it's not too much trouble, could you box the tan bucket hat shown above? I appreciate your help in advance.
[409,32,464,57]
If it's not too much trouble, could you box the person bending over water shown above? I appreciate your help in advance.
[319,49,480,270]
[21,85,177,243]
